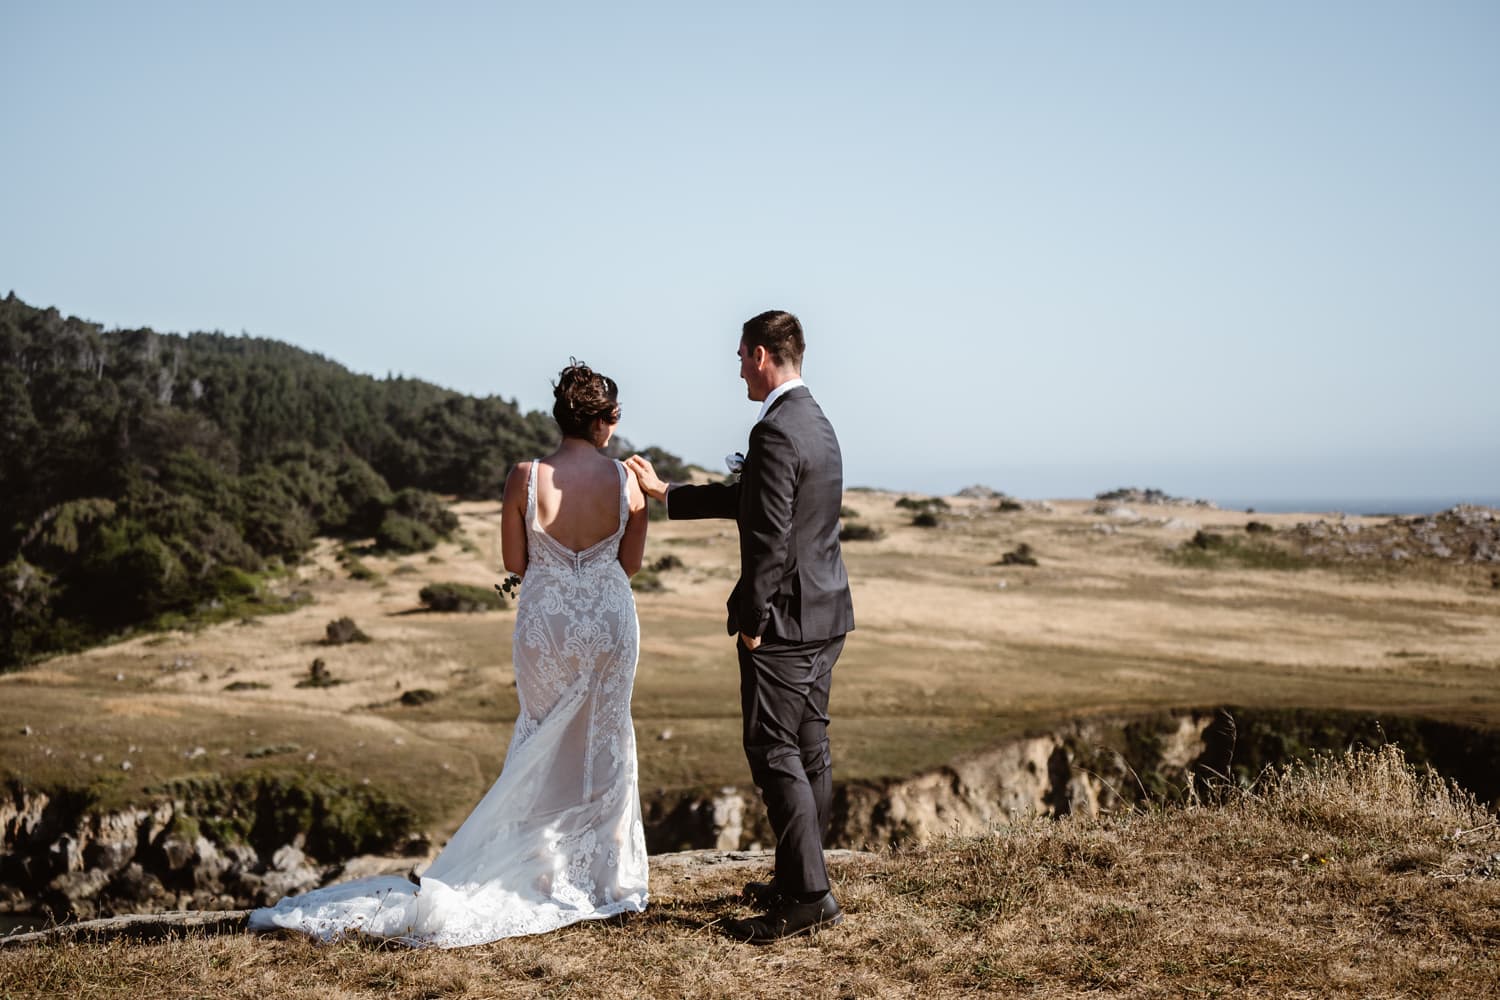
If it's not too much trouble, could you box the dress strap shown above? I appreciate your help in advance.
[526,459,539,525]
[615,461,629,533]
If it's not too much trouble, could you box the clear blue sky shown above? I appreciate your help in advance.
[4,2,1497,507]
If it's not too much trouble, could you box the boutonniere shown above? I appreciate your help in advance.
[725,452,746,475]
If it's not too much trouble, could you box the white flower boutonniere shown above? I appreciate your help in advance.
[725,452,745,475]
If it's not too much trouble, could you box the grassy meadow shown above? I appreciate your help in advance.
[3,492,1499,841]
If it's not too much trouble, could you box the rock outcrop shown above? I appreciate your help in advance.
[1291,505,1500,565]
[0,790,330,922]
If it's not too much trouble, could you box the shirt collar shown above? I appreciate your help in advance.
[756,377,804,422]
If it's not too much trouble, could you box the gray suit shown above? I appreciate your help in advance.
[667,386,855,895]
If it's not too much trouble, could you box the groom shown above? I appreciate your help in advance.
[627,310,855,942]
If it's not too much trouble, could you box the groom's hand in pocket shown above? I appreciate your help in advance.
[739,632,762,651]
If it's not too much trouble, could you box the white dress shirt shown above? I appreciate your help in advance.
[756,377,804,423]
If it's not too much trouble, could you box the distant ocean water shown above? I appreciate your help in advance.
[1212,497,1500,516]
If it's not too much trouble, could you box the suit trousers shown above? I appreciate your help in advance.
[737,634,845,896]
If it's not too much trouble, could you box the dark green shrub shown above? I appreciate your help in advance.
[389,488,459,536]
[324,617,370,644]
[0,558,58,666]
[1168,533,1311,571]
[896,496,950,513]
[296,657,342,688]
[631,569,665,593]
[209,566,259,598]
[1190,530,1228,550]
[374,512,438,553]
[912,511,941,528]
[998,543,1038,566]
[239,469,316,560]
[156,446,242,518]
[125,481,261,576]
[340,554,379,581]
[80,519,190,623]
[840,522,885,542]
[419,582,506,612]
[333,453,394,536]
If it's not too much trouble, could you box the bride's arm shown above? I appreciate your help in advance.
[618,468,649,577]
[501,462,529,577]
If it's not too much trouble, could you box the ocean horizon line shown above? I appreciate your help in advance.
[845,486,1500,517]
[1207,497,1500,517]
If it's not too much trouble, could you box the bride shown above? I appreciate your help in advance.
[250,361,651,946]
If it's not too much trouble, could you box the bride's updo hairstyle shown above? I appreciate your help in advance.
[552,359,620,440]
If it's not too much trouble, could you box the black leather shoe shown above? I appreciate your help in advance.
[724,893,843,944]
[742,879,787,906]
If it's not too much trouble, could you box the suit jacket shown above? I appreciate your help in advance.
[667,386,856,642]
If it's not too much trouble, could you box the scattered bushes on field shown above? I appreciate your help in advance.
[631,569,665,593]
[296,658,342,689]
[997,543,1038,566]
[896,496,950,513]
[323,617,370,645]
[419,582,506,612]
[840,521,885,542]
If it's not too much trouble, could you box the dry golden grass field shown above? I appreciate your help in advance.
[3,493,1499,996]
[3,492,1497,837]
[2,747,1497,999]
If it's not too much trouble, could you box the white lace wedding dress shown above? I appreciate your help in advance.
[249,460,648,947]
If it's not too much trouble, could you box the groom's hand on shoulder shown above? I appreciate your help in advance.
[625,455,668,502]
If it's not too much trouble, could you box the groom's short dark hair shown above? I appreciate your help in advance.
[742,310,805,371]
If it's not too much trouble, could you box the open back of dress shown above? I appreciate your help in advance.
[249,460,647,947]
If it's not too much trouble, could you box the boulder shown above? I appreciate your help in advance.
[48,834,83,876]
[271,844,306,873]
[710,789,745,851]
[105,863,169,911]
[191,836,233,892]
[159,836,196,872]
[43,868,111,919]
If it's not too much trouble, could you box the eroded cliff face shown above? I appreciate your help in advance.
[0,774,427,922]
[831,712,1220,847]
[645,711,1229,852]
[649,708,1498,850]
[0,789,328,920]
[6,708,1493,922]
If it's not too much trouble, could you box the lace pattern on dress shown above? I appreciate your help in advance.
[248,460,646,948]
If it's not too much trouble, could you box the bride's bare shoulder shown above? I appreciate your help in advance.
[503,461,532,505]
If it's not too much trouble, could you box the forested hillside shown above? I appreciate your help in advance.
[0,293,689,667]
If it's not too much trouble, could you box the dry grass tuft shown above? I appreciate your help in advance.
[4,746,1495,998]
